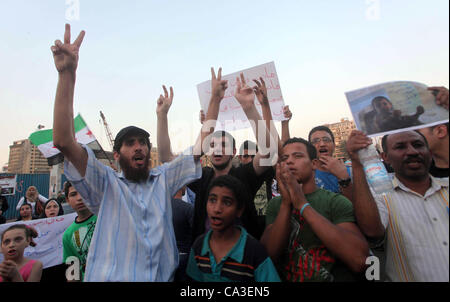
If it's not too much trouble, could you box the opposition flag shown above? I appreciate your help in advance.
[29,114,97,166]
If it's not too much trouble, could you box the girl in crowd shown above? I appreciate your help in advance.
[16,186,48,217]
[16,204,35,222]
[0,224,43,282]
[40,199,64,218]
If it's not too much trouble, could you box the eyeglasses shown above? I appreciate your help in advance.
[311,137,333,145]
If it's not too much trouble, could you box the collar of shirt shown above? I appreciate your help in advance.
[117,168,162,184]
[200,226,247,264]
[392,174,449,198]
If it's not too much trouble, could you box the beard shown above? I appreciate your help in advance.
[212,157,232,171]
[119,152,151,183]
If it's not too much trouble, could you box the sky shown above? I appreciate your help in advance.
[0,0,449,167]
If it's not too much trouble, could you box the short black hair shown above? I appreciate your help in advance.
[372,96,392,110]
[283,137,317,160]
[308,126,335,143]
[64,181,72,198]
[211,131,236,151]
[239,140,258,155]
[381,131,429,153]
[206,175,248,210]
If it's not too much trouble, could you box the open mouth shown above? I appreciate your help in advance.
[404,159,424,169]
[133,155,145,165]
[7,249,16,256]
[210,216,223,226]
[319,148,329,155]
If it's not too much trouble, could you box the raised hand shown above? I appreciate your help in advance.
[283,105,292,121]
[211,67,228,101]
[253,77,269,105]
[428,86,449,111]
[156,85,174,115]
[318,156,349,179]
[51,24,85,74]
[276,163,292,206]
[346,130,373,164]
[277,161,307,210]
[199,110,206,125]
[235,73,256,110]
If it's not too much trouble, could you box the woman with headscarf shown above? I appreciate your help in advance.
[16,186,48,217]
[39,199,64,218]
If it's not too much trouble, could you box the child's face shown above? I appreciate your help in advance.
[20,205,32,218]
[1,229,30,260]
[207,186,243,233]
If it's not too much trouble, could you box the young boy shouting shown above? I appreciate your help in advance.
[186,175,280,282]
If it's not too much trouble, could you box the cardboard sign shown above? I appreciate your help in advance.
[197,62,286,131]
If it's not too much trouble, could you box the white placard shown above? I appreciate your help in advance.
[197,62,286,131]
[0,213,77,268]
[345,81,449,137]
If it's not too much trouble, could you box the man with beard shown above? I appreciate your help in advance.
[51,24,202,281]
[347,130,449,281]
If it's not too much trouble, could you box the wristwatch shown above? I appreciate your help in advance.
[338,178,352,188]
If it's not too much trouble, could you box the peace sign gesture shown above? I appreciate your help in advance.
[211,67,228,101]
[51,24,85,74]
[156,85,174,115]
[235,73,256,111]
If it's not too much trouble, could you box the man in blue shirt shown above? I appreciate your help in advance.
[51,24,206,281]
[308,126,353,201]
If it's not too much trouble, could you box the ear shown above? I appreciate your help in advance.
[381,152,390,165]
[237,206,245,219]
[113,151,120,161]
[311,158,320,169]
[435,125,448,139]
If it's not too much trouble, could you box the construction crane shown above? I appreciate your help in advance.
[100,111,115,150]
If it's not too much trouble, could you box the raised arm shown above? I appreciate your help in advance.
[281,105,292,145]
[51,24,87,177]
[346,130,385,239]
[235,74,278,175]
[157,85,175,163]
[194,67,228,161]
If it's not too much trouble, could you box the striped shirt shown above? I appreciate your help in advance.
[373,175,449,282]
[64,145,202,282]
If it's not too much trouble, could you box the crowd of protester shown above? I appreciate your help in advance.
[0,24,448,282]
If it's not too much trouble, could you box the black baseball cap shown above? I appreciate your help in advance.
[113,126,150,152]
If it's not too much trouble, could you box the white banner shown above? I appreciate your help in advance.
[0,213,77,268]
[197,62,286,131]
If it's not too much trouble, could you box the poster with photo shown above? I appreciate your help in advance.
[0,175,17,196]
[345,81,449,137]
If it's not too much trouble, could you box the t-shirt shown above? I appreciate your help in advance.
[265,189,356,282]
[315,166,352,193]
[171,198,194,254]
[188,163,267,241]
[62,214,97,281]
[429,160,449,178]
[186,226,280,282]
